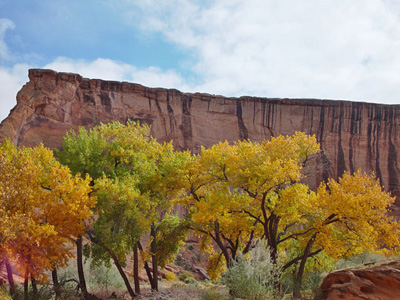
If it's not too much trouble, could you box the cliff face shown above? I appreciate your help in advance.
[1,69,400,212]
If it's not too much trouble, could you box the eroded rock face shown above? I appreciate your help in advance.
[1,69,400,211]
[321,261,400,300]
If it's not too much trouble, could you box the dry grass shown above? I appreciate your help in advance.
[89,282,229,300]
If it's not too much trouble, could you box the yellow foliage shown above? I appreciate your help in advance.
[184,132,400,284]
[0,139,95,279]
[184,132,320,274]
[165,271,178,281]
[207,252,227,281]
[313,170,400,259]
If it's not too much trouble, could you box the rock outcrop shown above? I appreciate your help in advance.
[321,260,400,300]
[1,69,400,212]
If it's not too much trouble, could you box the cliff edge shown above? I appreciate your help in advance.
[1,69,400,212]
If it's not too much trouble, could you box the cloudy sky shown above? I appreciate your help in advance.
[1,0,400,122]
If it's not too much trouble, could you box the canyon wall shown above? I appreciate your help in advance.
[1,69,400,212]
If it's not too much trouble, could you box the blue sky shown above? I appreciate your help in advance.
[1,0,400,122]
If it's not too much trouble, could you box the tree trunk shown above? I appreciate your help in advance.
[133,243,141,295]
[31,275,38,295]
[52,268,61,299]
[293,234,316,299]
[150,225,158,291]
[265,214,279,264]
[108,247,136,298]
[213,221,232,267]
[4,257,15,295]
[24,269,29,300]
[137,241,154,288]
[87,232,136,298]
[76,235,89,299]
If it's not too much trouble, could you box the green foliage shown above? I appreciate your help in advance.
[304,271,324,300]
[11,285,55,300]
[179,271,197,284]
[222,240,283,300]
[336,252,387,270]
[201,289,230,300]
[87,261,125,292]
[86,176,147,267]
[156,214,190,268]
[55,125,109,180]
[11,122,398,298]
[56,257,125,297]
[58,121,191,293]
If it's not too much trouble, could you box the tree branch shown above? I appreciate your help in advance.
[282,248,322,271]
[278,227,316,244]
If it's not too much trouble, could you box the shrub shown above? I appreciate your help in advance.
[87,262,124,292]
[11,285,53,300]
[201,289,230,300]
[179,271,197,284]
[221,240,283,300]
[165,271,178,281]
[336,252,386,269]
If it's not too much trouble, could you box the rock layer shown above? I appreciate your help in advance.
[321,261,400,300]
[1,69,400,211]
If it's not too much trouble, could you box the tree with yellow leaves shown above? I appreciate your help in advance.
[287,170,400,297]
[183,132,320,279]
[183,133,400,298]
[0,140,94,299]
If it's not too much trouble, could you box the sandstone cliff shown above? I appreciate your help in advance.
[1,69,400,212]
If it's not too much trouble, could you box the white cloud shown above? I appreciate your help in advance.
[44,57,189,89]
[0,18,15,61]
[0,64,30,122]
[2,0,400,124]
[44,57,135,81]
[117,0,400,103]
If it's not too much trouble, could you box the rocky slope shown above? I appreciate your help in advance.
[1,69,400,212]
[321,260,400,300]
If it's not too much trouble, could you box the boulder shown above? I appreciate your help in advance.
[321,260,400,300]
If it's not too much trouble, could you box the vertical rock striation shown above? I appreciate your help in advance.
[1,69,400,212]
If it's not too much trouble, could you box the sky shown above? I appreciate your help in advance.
[1,0,400,122]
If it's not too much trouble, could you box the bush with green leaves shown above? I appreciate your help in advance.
[179,271,197,284]
[222,240,283,300]
[336,252,386,270]
[201,289,230,300]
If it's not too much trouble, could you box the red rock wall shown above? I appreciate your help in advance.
[1,69,400,212]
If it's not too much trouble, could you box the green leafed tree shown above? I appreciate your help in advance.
[57,121,191,295]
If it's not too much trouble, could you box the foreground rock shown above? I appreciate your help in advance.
[2,69,400,212]
[321,260,400,300]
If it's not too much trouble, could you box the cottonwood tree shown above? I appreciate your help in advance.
[58,123,144,298]
[183,132,319,279]
[287,170,400,298]
[183,133,400,298]
[181,147,260,279]
[0,140,94,299]
[58,121,190,295]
